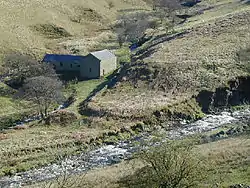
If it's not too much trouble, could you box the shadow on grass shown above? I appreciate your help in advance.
[134,31,189,60]
[78,69,120,116]
[132,48,158,61]
[242,0,250,4]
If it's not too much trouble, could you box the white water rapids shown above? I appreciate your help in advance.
[1,109,250,188]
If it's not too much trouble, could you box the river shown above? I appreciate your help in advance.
[0,108,250,188]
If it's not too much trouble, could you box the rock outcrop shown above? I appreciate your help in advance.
[196,76,250,113]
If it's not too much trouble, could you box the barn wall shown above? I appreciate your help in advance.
[80,55,100,79]
[100,56,117,77]
[51,61,81,71]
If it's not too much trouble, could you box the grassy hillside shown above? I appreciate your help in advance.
[0,82,33,118]
[1,0,249,120]
[0,0,148,60]
[0,0,148,118]
[84,0,250,118]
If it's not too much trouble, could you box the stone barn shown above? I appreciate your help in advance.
[43,49,117,80]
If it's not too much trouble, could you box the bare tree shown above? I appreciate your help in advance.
[152,0,182,27]
[19,76,64,119]
[115,12,156,46]
[2,52,56,87]
[114,1,182,46]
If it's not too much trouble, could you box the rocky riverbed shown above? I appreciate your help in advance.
[1,108,250,188]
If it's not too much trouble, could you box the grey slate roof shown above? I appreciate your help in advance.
[90,49,116,60]
[42,54,85,63]
[43,49,116,64]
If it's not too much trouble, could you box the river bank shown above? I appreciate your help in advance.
[1,108,249,188]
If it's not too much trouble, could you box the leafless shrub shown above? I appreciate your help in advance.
[152,0,182,28]
[45,110,78,125]
[118,140,208,188]
[43,173,93,188]
[115,12,156,46]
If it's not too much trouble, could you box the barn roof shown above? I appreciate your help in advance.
[90,49,116,60]
[43,49,115,64]
[42,54,85,63]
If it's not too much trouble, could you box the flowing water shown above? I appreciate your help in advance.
[1,109,250,188]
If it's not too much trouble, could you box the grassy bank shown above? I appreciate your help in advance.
[0,124,83,176]
[27,135,250,188]
[0,117,140,176]
[66,79,106,114]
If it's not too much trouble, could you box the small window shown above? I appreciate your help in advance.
[53,64,56,69]
[89,68,92,73]
[60,62,63,67]
[70,64,73,68]
[77,65,80,68]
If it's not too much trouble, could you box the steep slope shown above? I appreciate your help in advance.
[0,0,148,117]
[0,0,148,60]
[83,0,250,119]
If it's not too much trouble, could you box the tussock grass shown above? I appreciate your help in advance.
[87,0,250,118]
[88,82,190,118]
[0,124,106,176]
[0,97,32,117]
[115,47,131,64]
[149,10,250,88]
[30,24,72,39]
[198,136,250,186]
[0,0,148,59]
[26,160,141,188]
[27,136,250,188]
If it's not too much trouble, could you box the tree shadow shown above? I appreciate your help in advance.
[132,48,158,61]
[78,69,120,116]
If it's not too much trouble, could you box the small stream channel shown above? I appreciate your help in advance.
[1,108,250,188]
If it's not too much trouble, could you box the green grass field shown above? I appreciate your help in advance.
[0,82,34,117]
[198,136,250,187]
[66,79,106,114]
